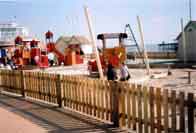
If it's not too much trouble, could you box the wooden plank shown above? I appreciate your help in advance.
[171,90,176,132]
[86,79,90,115]
[27,72,30,97]
[137,85,142,133]
[84,79,88,114]
[32,73,35,99]
[48,74,52,103]
[119,82,126,128]
[36,73,39,99]
[42,73,46,101]
[105,80,109,121]
[45,74,49,102]
[149,87,155,133]
[81,78,85,113]
[66,76,70,108]
[73,77,76,109]
[100,80,105,120]
[40,73,44,100]
[64,76,68,107]
[76,77,79,111]
[89,79,93,116]
[143,86,148,133]
[72,77,76,110]
[56,74,62,107]
[41,73,44,101]
[126,83,131,128]
[93,79,97,117]
[78,78,82,112]
[163,89,169,133]
[187,93,194,133]
[179,92,185,132]
[111,81,119,127]
[97,80,101,118]
[75,77,78,110]
[68,76,72,108]
[156,88,161,133]
[132,84,136,130]
[39,73,42,100]
[69,76,73,108]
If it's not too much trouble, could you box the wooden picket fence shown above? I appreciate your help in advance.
[0,69,195,133]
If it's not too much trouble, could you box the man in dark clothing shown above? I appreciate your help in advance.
[107,63,117,81]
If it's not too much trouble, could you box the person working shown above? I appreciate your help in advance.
[119,62,130,81]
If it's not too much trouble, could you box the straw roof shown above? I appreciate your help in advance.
[56,35,90,45]
[55,35,91,54]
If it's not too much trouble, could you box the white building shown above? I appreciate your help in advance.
[177,21,196,62]
[0,22,28,47]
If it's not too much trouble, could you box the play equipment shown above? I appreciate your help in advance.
[88,33,128,73]
[46,31,87,66]
[13,36,49,68]
[46,31,65,65]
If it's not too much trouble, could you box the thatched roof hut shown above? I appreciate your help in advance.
[55,35,90,54]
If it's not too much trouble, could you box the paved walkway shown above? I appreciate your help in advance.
[0,93,131,133]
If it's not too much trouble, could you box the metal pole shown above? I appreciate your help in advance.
[137,16,150,75]
[181,18,187,64]
[189,0,192,21]
[84,6,104,79]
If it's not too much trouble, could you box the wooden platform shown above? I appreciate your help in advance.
[0,93,132,133]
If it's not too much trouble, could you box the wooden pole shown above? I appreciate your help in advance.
[187,93,194,133]
[84,6,104,79]
[181,18,187,64]
[189,0,192,21]
[137,16,150,75]
[21,70,25,98]
[56,74,62,107]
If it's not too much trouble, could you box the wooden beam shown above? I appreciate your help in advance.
[181,18,187,64]
[84,6,104,79]
[137,16,150,75]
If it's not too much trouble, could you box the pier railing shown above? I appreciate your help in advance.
[0,69,195,133]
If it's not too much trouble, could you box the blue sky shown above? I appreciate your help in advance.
[0,0,195,44]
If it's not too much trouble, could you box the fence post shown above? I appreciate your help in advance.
[20,70,25,98]
[187,93,194,133]
[111,81,119,127]
[56,74,62,108]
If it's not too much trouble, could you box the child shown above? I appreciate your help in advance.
[119,62,130,81]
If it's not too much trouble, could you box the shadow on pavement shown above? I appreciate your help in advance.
[0,93,128,133]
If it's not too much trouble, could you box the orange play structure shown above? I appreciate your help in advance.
[88,33,127,73]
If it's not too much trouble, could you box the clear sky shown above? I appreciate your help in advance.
[0,0,195,44]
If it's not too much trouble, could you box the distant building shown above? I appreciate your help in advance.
[176,21,196,62]
[0,22,28,47]
[158,42,178,52]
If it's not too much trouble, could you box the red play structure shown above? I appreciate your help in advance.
[46,31,65,64]
[14,36,49,68]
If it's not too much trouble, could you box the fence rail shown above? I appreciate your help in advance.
[0,70,195,133]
